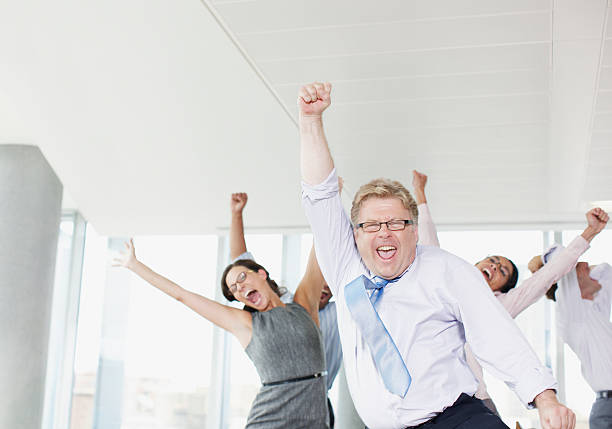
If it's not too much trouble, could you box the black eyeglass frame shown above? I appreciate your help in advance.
[356,219,415,232]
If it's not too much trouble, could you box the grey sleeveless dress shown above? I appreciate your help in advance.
[245,302,329,428]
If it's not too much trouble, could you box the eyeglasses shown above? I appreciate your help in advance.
[228,270,253,294]
[357,219,414,233]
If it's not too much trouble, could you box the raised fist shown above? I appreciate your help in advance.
[231,192,248,214]
[298,82,332,117]
[586,207,609,234]
[528,255,544,273]
[412,170,428,192]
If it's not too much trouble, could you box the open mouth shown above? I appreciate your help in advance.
[376,245,397,260]
[482,268,492,281]
[245,289,261,305]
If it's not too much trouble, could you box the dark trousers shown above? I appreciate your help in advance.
[406,394,509,429]
[590,397,612,429]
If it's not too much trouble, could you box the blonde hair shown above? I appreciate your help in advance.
[350,178,419,226]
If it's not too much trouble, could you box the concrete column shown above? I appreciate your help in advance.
[0,145,62,429]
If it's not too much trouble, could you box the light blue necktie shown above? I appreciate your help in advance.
[344,274,411,397]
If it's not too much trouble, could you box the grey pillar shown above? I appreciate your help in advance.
[0,145,62,429]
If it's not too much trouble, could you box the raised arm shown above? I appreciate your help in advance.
[412,170,440,247]
[229,192,248,260]
[113,239,252,346]
[293,246,326,327]
[299,82,334,185]
[503,208,609,318]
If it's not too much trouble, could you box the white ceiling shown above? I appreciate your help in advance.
[1,0,611,235]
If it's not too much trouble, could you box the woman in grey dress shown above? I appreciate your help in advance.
[114,239,329,428]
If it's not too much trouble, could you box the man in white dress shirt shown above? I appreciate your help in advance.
[531,240,612,429]
[297,81,575,429]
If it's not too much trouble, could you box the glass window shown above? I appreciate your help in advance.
[119,235,218,429]
[70,223,107,429]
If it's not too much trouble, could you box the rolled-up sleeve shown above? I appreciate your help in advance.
[302,168,363,294]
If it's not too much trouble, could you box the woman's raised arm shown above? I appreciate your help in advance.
[113,239,253,347]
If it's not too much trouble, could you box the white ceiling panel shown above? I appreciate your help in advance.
[553,0,609,40]
[595,91,612,110]
[239,13,550,61]
[1,0,301,235]
[212,0,549,34]
[310,93,548,136]
[593,112,612,130]
[591,132,612,148]
[274,69,548,106]
[319,123,548,159]
[602,40,612,66]
[4,0,612,233]
[261,44,550,85]
[599,67,612,89]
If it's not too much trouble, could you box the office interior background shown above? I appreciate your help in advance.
[2,0,612,428]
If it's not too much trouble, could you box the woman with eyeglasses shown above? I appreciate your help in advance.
[412,169,608,416]
[113,234,330,428]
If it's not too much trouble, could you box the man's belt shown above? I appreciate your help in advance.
[596,390,612,399]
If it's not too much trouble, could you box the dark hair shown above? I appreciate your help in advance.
[545,283,558,301]
[220,259,286,312]
[498,258,519,294]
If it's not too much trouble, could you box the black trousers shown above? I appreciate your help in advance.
[406,394,509,429]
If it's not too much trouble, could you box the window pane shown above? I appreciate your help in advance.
[120,236,218,429]
[70,223,107,429]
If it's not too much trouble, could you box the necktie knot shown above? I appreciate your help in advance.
[372,276,389,288]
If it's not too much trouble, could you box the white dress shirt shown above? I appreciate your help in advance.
[302,170,557,429]
[544,246,612,392]
[417,203,590,400]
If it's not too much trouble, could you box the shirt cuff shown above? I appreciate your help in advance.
[301,168,339,202]
[515,366,558,409]
[231,251,255,264]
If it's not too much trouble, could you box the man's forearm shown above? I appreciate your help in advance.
[300,115,334,185]
[581,225,599,243]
